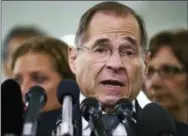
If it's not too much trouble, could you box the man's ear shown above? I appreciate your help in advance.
[68,47,77,74]
[144,51,151,66]
[144,51,151,75]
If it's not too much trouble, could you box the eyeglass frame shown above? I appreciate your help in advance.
[76,43,142,63]
[146,64,186,79]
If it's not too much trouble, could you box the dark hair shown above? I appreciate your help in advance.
[2,25,47,61]
[11,35,75,79]
[149,28,188,72]
[75,1,148,50]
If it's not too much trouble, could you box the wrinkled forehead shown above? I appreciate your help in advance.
[84,34,140,49]
[84,13,140,48]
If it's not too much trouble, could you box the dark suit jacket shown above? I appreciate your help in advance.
[36,101,82,136]
[35,99,188,136]
[36,108,61,136]
[175,121,188,136]
[134,100,188,136]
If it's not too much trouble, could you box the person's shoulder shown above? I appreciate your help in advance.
[175,121,188,136]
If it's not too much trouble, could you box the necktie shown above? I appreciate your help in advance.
[101,114,120,136]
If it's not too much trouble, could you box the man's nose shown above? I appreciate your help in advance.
[106,51,124,71]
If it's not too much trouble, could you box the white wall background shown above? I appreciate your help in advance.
[1,1,188,49]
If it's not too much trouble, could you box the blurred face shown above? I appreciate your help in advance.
[145,46,188,110]
[4,37,28,77]
[13,52,62,111]
[69,13,145,107]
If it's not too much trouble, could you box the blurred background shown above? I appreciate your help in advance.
[1,0,187,67]
[2,1,187,40]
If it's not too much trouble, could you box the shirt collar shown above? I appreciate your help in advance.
[79,93,89,130]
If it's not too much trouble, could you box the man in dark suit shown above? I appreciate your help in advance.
[67,1,188,136]
[68,1,147,136]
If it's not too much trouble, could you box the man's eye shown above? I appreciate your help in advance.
[126,51,134,56]
[94,46,108,53]
[95,48,107,53]
[121,49,134,56]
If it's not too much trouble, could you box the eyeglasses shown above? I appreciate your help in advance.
[77,44,139,63]
[146,64,186,79]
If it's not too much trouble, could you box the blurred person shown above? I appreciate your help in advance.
[2,25,47,81]
[144,29,188,131]
[11,35,75,136]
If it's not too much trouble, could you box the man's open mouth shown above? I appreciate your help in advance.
[100,80,125,87]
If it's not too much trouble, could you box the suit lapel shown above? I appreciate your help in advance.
[130,99,143,136]
[135,99,142,122]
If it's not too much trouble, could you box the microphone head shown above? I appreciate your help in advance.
[114,98,133,121]
[1,79,24,135]
[57,79,80,104]
[138,103,176,136]
[25,85,47,108]
[80,97,101,121]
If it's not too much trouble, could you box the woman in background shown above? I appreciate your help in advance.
[144,29,188,135]
[11,35,75,136]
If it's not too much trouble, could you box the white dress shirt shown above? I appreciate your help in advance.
[136,91,151,108]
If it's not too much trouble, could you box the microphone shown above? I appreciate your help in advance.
[1,79,24,136]
[56,79,80,136]
[80,97,108,136]
[114,98,134,136]
[137,103,176,136]
[22,86,47,136]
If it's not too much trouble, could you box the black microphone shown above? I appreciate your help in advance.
[137,102,176,136]
[22,86,47,136]
[1,79,24,136]
[56,79,80,136]
[80,97,108,136]
[114,98,134,136]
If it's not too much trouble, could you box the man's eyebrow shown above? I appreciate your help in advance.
[92,38,109,48]
[123,37,138,47]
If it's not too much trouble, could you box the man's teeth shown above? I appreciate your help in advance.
[104,84,121,88]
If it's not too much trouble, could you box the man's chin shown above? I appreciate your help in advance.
[98,96,120,106]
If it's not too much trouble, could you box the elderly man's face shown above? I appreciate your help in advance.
[69,12,145,107]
